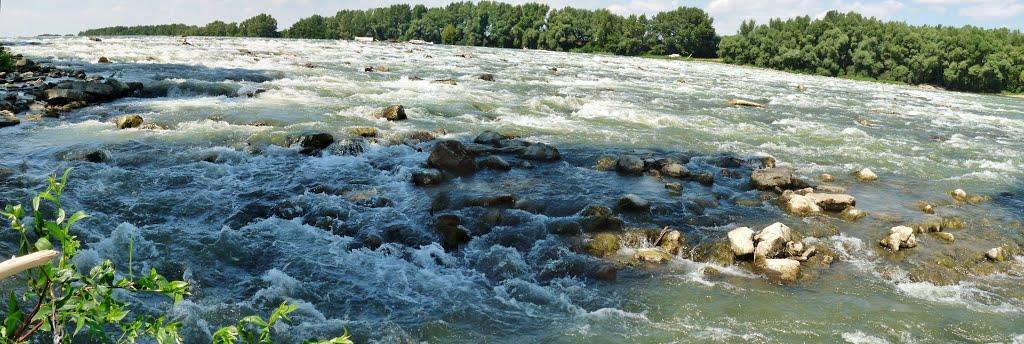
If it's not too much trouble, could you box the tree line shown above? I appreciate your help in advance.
[77,3,1024,93]
[718,11,1024,93]
[79,2,720,57]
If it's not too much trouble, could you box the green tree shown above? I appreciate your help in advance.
[238,14,279,38]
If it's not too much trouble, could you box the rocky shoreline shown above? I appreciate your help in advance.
[0,54,142,127]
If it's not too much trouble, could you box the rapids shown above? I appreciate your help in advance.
[1,36,1023,343]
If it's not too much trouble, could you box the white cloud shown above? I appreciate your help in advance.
[607,0,680,16]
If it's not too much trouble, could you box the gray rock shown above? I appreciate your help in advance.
[518,143,560,161]
[115,114,143,129]
[428,140,477,175]
[804,193,856,211]
[373,105,407,121]
[0,110,19,128]
[292,133,335,155]
[473,130,509,146]
[660,163,689,178]
[412,168,443,186]
[434,214,471,250]
[617,194,650,211]
[750,167,793,190]
[615,155,644,175]
[478,155,511,171]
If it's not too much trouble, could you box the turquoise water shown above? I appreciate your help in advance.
[1,36,1022,343]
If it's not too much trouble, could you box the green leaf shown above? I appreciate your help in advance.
[34,236,53,251]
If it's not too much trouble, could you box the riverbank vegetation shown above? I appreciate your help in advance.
[718,11,1024,93]
[76,2,1024,93]
[0,47,13,72]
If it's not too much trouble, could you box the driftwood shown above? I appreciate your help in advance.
[0,250,58,280]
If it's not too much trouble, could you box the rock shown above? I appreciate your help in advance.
[804,193,856,211]
[727,227,755,256]
[750,167,793,190]
[591,264,618,281]
[880,226,917,252]
[660,163,689,178]
[477,73,495,81]
[349,127,378,137]
[44,89,89,105]
[950,188,968,202]
[615,155,645,175]
[785,241,805,257]
[578,204,624,233]
[547,218,582,235]
[814,185,846,194]
[586,233,620,257]
[474,131,509,146]
[593,156,616,171]
[634,248,674,263]
[478,155,511,171]
[853,168,878,181]
[753,222,793,263]
[664,182,683,192]
[60,149,111,163]
[762,258,801,282]
[98,56,111,63]
[919,202,935,214]
[657,230,683,255]
[749,155,777,169]
[839,207,867,221]
[518,143,559,161]
[432,79,458,85]
[293,133,335,155]
[820,173,835,182]
[114,114,143,129]
[691,172,715,186]
[373,105,407,121]
[985,247,1005,262]
[428,140,477,175]
[780,190,821,216]
[434,215,471,249]
[412,168,443,186]
[933,232,955,243]
[14,58,36,72]
[727,98,765,108]
[798,247,817,261]
[617,194,650,211]
[0,110,19,128]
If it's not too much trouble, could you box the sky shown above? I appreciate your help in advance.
[0,0,1022,37]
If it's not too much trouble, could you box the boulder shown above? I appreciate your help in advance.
[762,258,801,282]
[373,105,407,121]
[98,56,111,63]
[44,89,90,105]
[474,131,508,146]
[114,115,143,129]
[434,215,471,249]
[634,248,674,263]
[412,168,443,186]
[950,188,968,202]
[578,204,624,233]
[933,232,955,243]
[60,149,111,163]
[880,226,917,252]
[785,241,805,257]
[753,222,793,263]
[616,194,650,211]
[660,163,689,178]
[293,133,335,155]
[518,143,560,161]
[477,73,495,81]
[594,156,616,171]
[428,140,477,175]
[820,173,835,182]
[0,110,19,128]
[478,155,511,171]
[657,230,683,255]
[804,193,856,211]
[14,58,36,72]
[586,233,620,257]
[853,168,878,181]
[727,98,765,108]
[919,202,935,214]
[615,155,644,175]
[727,227,755,256]
[985,247,1005,262]
[780,190,821,216]
[750,167,793,190]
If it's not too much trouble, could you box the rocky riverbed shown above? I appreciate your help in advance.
[0,36,1023,343]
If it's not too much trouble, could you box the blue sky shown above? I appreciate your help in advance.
[1,0,1021,37]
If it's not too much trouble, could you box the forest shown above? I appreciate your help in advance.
[77,3,1024,93]
[79,2,720,57]
[718,11,1024,93]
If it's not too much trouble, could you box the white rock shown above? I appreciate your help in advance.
[727,227,755,256]
[780,190,821,216]
[951,188,968,201]
[785,241,805,257]
[754,222,793,263]
[805,193,856,211]
[853,168,878,181]
[880,226,917,252]
[763,258,801,282]
[985,247,1005,262]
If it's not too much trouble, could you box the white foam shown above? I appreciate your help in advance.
[842,331,890,344]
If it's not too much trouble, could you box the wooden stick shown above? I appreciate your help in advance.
[0,250,58,280]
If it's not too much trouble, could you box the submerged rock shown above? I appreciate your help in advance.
[616,194,650,211]
[660,163,689,178]
[853,168,878,181]
[820,173,834,182]
[428,140,477,175]
[880,226,917,252]
[664,182,683,192]
[115,114,144,129]
[373,105,407,121]
[578,204,624,233]
[727,227,755,256]
[474,130,509,146]
[839,207,867,221]
[434,214,471,250]
[477,73,495,81]
[634,248,674,263]
[349,127,378,137]
[727,98,765,108]
[293,133,335,155]
[586,233,620,257]
[933,232,955,243]
[412,168,443,186]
